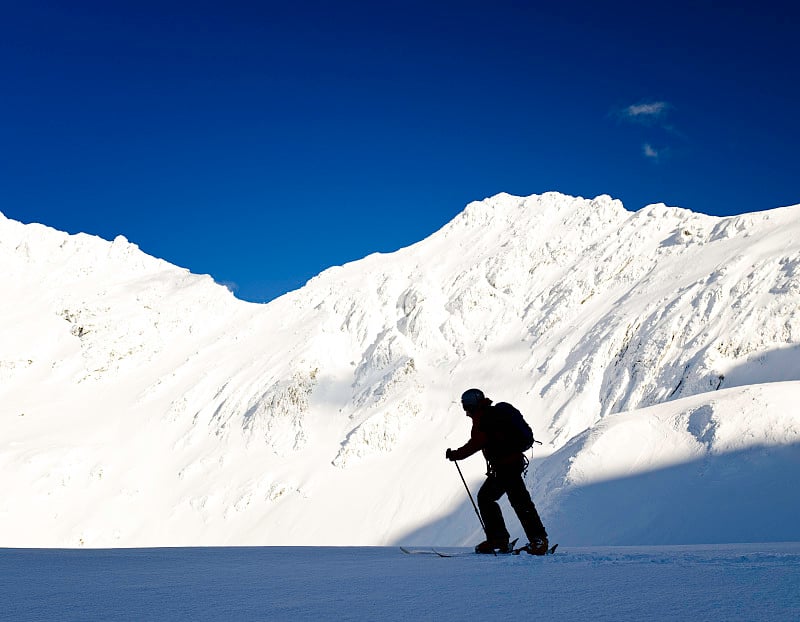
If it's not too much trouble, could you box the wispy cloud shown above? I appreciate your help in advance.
[613,100,679,160]
[624,101,669,119]
[643,143,660,159]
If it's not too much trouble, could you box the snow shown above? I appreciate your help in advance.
[1,192,800,549]
[3,545,799,621]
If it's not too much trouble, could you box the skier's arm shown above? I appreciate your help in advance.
[447,422,487,461]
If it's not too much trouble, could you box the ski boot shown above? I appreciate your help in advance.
[520,536,549,555]
[475,538,511,554]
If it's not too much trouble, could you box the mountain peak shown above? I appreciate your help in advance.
[2,192,799,547]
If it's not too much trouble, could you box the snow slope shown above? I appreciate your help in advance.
[3,545,799,622]
[1,192,799,547]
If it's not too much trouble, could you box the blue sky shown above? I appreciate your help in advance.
[2,1,798,302]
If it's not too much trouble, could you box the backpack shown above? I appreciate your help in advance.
[486,402,535,454]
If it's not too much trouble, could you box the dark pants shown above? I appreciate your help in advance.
[477,459,547,544]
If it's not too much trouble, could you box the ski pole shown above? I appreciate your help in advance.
[454,460,487,535]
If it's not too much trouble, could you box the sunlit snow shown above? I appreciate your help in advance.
[1,192,799,548]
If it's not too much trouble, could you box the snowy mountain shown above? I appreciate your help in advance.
[2,192,799,547]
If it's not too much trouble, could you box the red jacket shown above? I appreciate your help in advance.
[450,408,525,469]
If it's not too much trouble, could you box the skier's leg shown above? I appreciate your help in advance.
[477,474,510,544]
[500,467,547,542]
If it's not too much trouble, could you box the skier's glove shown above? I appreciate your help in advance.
[445,448,455,461]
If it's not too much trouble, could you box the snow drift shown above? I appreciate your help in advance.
[1,192,799,547]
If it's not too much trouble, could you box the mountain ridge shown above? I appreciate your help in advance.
[2,192,799,547]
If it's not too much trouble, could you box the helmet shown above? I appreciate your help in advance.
[461,388,485,411]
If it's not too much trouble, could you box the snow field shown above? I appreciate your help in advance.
[2,545,799,621]
[2,192,800,547]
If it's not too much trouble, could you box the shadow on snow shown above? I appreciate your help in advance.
[395,442,800,547]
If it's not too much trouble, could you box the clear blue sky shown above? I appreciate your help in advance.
[2,1,798,302]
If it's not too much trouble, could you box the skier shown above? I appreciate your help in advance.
[445,388,549,555]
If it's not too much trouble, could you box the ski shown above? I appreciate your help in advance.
[438,537,519,557]
[402,543,558,557]
[400,547,470,557]
[402,539,522,557]
[431,550,473,557]
[434,540,560,558]
[400,547,439,555]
